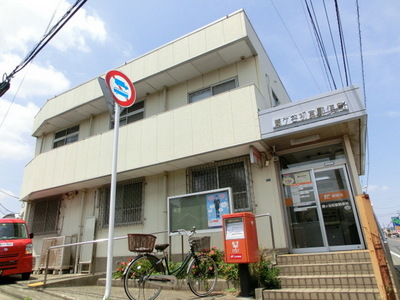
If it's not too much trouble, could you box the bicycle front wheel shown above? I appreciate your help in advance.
[124,254,165,300]
[187,254,218,297]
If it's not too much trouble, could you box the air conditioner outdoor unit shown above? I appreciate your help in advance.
[39,236,73,272]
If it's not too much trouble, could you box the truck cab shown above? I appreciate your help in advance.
[0,218,33,280]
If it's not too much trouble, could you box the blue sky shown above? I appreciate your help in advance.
[0,0,399,227]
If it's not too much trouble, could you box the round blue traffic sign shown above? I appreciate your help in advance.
[105,70,136,107]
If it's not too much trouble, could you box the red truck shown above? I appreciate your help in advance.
[0,218,33,280]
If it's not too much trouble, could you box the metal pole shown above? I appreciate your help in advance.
[103,103,120,300]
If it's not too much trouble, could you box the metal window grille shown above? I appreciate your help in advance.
[99,178,144,228]
[188,156,252,211]
[29,197,60,235]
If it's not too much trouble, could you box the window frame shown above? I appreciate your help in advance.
[100,178,145,228]
[29,197,60,235]
[110,100,145,129]
[187,156,253,212]
[188,77,238,103]
[53,125,79,149]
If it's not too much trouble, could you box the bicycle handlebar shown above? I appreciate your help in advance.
[169,226,196,238]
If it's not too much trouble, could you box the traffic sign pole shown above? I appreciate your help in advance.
[103,103,120,300]
[102,70,135,300]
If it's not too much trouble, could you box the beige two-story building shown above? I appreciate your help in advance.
[21,9,367,273]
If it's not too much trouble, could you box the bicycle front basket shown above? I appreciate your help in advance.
[127,234,156,252]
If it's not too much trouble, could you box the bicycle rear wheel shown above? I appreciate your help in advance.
[187,254,218,297]
[124,254,165,300]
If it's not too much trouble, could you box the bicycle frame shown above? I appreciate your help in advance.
[123,228,218,299]
[160,246,197,278]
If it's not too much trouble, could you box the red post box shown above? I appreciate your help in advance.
[222,212,259,264]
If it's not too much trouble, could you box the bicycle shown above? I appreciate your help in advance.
[123,227,218,300]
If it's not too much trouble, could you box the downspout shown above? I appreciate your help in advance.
[163,171,172,261]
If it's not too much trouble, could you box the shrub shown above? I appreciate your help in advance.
[249,249,280,289]
[112,246,280,292]
[113,259,131,279]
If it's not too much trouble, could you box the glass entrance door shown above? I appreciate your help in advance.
[282,164,363,253]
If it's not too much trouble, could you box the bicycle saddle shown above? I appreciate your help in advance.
[154,243,169,252]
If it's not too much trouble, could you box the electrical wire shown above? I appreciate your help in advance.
[0,63,32,129]
[304,0,337,90]
[0,0,88,97]
[356,0,367,106]
[354,0,369,192]
[333,0,352,86]
[0,190,18,215]
[322,0,345,88]
[0,189,19,199]
[269,0,323,94]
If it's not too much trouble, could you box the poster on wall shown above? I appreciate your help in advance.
[168,188,233,233]
[206,191,230,228]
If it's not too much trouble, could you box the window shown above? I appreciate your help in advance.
[100,178,144,227]
[188,157,252,211]
[111,101,145,129]
[53,125,79,148]
[188,78,238,103]
[0,223,29,239]
[29,197,60,235]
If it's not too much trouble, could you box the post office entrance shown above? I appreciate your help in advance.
[279,145,364,253]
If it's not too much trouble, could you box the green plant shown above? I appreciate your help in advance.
[202,247,239,283]
[249,249,280,289]
[202,246,280,291]
[113,259,131,279]
[112,246,280,291]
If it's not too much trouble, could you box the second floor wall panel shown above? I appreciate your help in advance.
[32,10,290,140]
[22,85,263,200]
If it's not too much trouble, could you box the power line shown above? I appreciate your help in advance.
[304,0,337,89]
[270,0,323,94]
[0,189,19,199]
[333,0,352,86]
[322,0,345,88]
[0,0,88,97]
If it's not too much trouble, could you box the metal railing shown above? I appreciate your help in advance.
[41,213,275,287]
[42,230,167,287]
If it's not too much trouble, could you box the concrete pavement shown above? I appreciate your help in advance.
[0,273,247,300]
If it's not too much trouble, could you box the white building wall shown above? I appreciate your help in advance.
[22,85,263,199]
[24,10,299,267]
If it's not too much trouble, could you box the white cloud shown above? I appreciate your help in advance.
[0,100,39,161]
[0,53,71,100]
[49,3,107,52]
[0,0,107,55]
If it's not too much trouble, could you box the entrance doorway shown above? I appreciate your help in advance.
[281,163,364,253]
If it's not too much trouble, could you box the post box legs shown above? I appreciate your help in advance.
[238,263,251,297]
